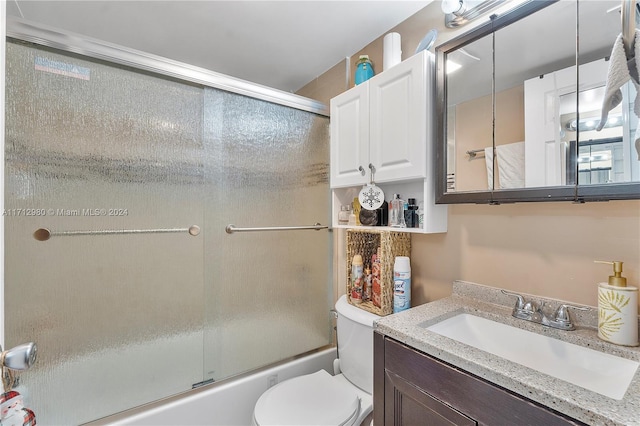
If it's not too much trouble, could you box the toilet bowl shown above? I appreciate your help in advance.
[252,295,379,426]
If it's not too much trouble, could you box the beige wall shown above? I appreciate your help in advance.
[412,201,639,307]
[300,1,640,310]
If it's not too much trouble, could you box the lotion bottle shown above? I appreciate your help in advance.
[595,260,639,346]
[354,55,374,85]
[350,255,364,304]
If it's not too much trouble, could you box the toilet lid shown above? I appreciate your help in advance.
[254,370,360,426]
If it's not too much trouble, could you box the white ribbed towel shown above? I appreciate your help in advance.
[598,31,640,131]
[598,31,640,160]
[496,142,525,188]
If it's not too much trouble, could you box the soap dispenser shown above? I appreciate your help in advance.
[595,260,639,346]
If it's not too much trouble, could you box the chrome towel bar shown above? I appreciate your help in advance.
[622,0,637,59]
[466,148,486,158]
[225,223,328,234]
[33,225,200,241]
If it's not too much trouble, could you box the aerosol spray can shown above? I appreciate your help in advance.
[393,256,411,313]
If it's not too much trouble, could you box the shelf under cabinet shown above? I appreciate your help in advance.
[333,224,429,233]
[331,179,447,234]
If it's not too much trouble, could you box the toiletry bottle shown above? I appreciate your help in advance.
[338,205,351,225]
[595,260,639,346]
[354,55,374,85]
[348,208,357,226]
[352,198,362,226]
[364,267,372,302]
[393,256,411,313]
[404,198,419,228]
[350,255,364,304]
[372,249,382,308]
[359,208,378,226]
[390,194,406,228]
[376,200,388,226]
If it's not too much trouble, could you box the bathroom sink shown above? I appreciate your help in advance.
[426,313,639,400]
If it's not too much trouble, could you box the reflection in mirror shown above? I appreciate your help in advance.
[438,0,640,203]
[564,86,626,185]
[445,32,493,192]
[445,1,579,193]
[498,1,577,189]
[579,1,640,185]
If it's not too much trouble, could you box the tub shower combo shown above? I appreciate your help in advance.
[4,18,332,424]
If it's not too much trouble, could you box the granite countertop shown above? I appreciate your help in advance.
[374,280,640,426]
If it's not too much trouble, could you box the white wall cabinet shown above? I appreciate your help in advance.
[331,50,428,187]
[330,81,370,187]
[369,51,428,183]
[330,51,447,234]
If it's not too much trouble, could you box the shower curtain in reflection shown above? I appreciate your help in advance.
[4,41,331,425]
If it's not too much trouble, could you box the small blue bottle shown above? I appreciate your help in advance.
[354,55,374,85]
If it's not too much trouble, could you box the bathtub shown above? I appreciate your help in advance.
[88,347,337,426]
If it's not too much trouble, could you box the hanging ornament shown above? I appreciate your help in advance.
[359,164,384,211]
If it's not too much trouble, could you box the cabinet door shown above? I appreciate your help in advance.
[369,51,429,183]
[385,370,477,426]
[330,82,369,187]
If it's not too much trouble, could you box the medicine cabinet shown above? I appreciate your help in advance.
[436,0,640,204]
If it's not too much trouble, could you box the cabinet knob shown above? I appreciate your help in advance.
[358,165,365,176]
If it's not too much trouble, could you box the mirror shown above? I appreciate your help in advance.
[436,0,640,203]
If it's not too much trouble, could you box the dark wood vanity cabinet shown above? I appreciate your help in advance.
[373,332,586,426]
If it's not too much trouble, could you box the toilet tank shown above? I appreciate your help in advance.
[335,295,381,394]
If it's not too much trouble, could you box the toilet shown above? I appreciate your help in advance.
[252,294,380,426]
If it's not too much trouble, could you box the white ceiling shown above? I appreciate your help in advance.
[6,0,432,94]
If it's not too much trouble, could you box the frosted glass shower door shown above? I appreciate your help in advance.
[4,42,205,424]
[203,89,332,382]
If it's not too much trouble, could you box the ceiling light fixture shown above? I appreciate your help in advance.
[442,0,507,28]
[566,115,623,131]
[441,0,468,16]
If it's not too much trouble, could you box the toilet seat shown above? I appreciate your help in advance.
[253,370,360,426]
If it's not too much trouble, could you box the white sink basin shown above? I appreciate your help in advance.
[426,313,639,400]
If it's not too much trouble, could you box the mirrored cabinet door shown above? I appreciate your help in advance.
[445,32,493,194]
[496,1,576,191]
[436,0,640,204]
[576,1,640,192]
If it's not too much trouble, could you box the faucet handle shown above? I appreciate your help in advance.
[501,290,525,309]
[554,304,589,324]
[523,300,539,313]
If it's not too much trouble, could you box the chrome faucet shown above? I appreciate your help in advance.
[501,290,588,331]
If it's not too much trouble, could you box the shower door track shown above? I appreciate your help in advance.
[5,17,329,117]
